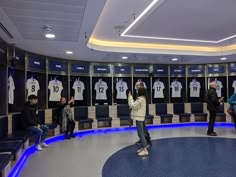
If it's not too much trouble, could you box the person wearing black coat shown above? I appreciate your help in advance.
[206,82,224,136]
[21,95,49,151]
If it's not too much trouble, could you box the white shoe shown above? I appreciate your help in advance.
[36,144,43,151]
[137,148,143,153]
[41,142,49,148]
[138,150,148,156]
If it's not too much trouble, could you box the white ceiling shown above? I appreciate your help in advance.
[130,0,236,42]
[0,0,236,64]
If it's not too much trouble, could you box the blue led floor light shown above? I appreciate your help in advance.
[8,122,235,177]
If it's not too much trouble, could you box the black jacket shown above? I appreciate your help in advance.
[207,87,220,112]
[21,102,40,129]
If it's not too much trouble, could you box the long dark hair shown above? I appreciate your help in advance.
[137,87,147,101]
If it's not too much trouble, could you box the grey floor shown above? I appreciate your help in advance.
[19,126,236,177]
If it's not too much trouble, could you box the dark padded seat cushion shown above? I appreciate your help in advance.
[216,113,226,117]
[179,113,191,117]
[0,154,11,171]
[0,132,30,143]
[146,114,154,119]
[96,117,112,122]
[78,118,94,123]
[119,116,131,120]
[0,141,22,155]
[194,113,208,117]
[160,114,173,118]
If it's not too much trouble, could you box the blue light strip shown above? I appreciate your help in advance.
[7,122,235,177]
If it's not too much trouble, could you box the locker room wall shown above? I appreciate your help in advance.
[133,77,151,104]
[170,77,186,103]
[0,39,7,115]
[8,68,26,112]
[70,76,91,106]
[48,74,68,108]
[207,77,227,100]
[92,77,112,105]
[113,77,132,104]
[152,77,169,103]
[228,76,236,98]
[187,77,205,102]
[27,72,46,109]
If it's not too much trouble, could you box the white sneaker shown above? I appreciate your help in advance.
[138,150,148,157]
[36,144,43,151]
[41,142,49,148]
[137,148,143,153]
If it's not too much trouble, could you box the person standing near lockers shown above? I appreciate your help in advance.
[128,87,149,156]
[206,81,224,136]
[228,93,236,132]
[134,81,152,147]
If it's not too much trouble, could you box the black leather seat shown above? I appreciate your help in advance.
[96,105,112,128]
[117,104,132,126]
[0,115,29,143]
[0,154,11,174]
[191,103,208,121]
[155,103,173,123]
[216,103,226,122]
[74,106,93,130]
[173,103,191,122]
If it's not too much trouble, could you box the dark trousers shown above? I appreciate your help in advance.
[27,125,49,145]
[208,111,216,133]
[65,119,75,135]
[143,121,151,142]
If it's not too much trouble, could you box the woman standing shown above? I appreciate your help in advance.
[128,87,148,156]
[228,93,236,131]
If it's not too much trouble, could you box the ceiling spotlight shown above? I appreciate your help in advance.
[45,33,55,39]
[172,58,178,61]
[122,56,128,59]
[66,51,73,54]
[220,57,227,60]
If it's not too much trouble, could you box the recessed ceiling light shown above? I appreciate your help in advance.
[66,51,73,54]
[220,57,227,60]
[45,33,55,38]
[122,56,128,59]
[172,58,178,61]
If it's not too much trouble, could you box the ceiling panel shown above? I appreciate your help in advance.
[0,0,84,14]
[9,15,81,26]
[3,8,83,20]
[130,0,236,41]
[22,0,86,7]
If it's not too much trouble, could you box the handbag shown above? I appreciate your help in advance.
[227,107,234,115]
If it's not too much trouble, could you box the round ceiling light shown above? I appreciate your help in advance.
[172,58,178,61]
[122,56,128,59]
[45,33,55,39]
[220,57,227,60]
[66,51,73,54]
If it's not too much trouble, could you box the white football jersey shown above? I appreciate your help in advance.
[189,80,201,97]
[8,75,15,104]
[153,81,165,98]
[95,80,108,100]
[116,80,128,99]
[170,81,182,98]
[135,80,147,93]
[26,78,40,97]
[72,80,85,100]
[48,80,63,101]
[215,80,223,97]
[232,80,236,93]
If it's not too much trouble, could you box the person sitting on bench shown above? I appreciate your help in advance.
[21,95,49,151]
